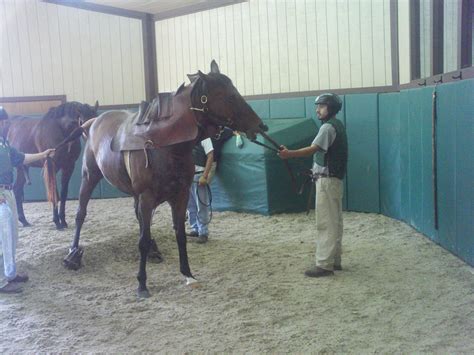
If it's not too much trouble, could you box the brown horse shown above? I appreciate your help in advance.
[62,61,267,298]
[8,101,98,229]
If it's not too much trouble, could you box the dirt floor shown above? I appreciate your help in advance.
[1,197,473,353]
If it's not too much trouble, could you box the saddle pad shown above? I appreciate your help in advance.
[111,90,198,152]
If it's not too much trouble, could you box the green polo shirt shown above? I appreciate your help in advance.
[0,137,25,185]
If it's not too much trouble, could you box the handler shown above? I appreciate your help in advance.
[278,93,348,277]
[0,107,55,294]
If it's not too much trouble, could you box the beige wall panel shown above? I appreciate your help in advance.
[336,0,351,89]
[0,0,14,96]
[372,0,387,87]
[36,2,55,95]
[306,0,320,89]
[155,0,393,95]
[1,0,144,105]
[129,20,144,102]
[348,0,363,87]
[315,0,330,89]
[327,1,341,89]
[47,4,65,95]
[286,0,299,92]
[295,0,309,91]
[398,0,411,84]
[443,0,458,73]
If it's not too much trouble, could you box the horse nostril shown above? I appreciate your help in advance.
[259,123,268,132]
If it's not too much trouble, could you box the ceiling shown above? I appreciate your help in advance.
[83,0,245,19]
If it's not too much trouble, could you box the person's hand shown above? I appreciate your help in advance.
[198,175,208,186]
[278,146,291,160]
[43,148,55,159]
[0,196,6,205]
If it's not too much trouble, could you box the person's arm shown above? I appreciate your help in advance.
[278,144,321,159]
[199,151,214,186]
[23,149,55,165]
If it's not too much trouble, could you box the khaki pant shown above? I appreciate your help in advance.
[315,177,343,270]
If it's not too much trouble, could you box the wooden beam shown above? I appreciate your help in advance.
[142,14,158,100]
[42,0,148,19]
[390,0,400,87]
[458,0,473,68]
[409,0,421,80]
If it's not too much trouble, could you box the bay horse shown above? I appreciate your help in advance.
[62,61,267,298]
[7,101,98,229]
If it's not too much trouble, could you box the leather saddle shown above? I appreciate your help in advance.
[111,85,199,152]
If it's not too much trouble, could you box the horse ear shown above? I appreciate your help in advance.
[197,70,209,81]
[210,60,220,74]
[94,100,99,111]
[187,73,199,83]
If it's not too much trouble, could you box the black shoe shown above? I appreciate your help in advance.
[304,266,334,278]
[186,230,199,237]
[0,282,23,294]
[334,264,342,271]
[10,272,29,283]
[196,235,208,244]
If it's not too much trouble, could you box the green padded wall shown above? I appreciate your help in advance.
[212,118,316,215]
[437,79,474,266]
[345,94,380,213]
[378,93,401,220]
[269,97,306,119]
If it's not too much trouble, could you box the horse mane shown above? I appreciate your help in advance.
[43,102,82,120]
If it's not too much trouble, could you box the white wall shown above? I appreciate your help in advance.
[0,0,145,105]
[155,0,393,95]
[398,0,411,84]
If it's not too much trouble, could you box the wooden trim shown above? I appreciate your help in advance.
[153,0,246,21]
[409,0,421,80]
[98,104,140,111]
[243,86,398,101]
[42,0,148,19]
[142,14,158,101]
[0,95,67,103]
[431,0,444,75]
[458,0,473,68]
[390,0,400,87]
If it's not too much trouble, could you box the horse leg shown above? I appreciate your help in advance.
[135,196,162,263]
[136,192,155,298]
[63,159,103,270]
[170,191,197,287]
[58,163,75,229]
[13,168,30,227]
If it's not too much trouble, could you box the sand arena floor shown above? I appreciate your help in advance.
[1,197,473,353]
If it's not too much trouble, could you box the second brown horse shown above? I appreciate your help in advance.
[8,101,98,229]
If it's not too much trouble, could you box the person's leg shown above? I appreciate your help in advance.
[0,193,17,281]
[195,183,210,237]
[186,182,199,234]
[334,186,344,269]
[315,178,342,271]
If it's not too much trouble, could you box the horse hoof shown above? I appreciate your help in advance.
[137,288,151,298]
[186,277,201,289]
[60,222,68,229]
[63,247,83,270]
[20,221,31,227]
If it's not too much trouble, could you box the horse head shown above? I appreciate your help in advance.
[189,60,267,141]
[76,100,99,125]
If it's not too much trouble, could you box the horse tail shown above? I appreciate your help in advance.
[55,126,85,151]
[43,157,58,205]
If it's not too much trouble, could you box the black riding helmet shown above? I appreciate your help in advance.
[0,106,8,121]
[315,93,342,116]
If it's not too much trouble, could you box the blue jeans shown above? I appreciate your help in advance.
[0,190,18,284]
[187,174,210,236]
